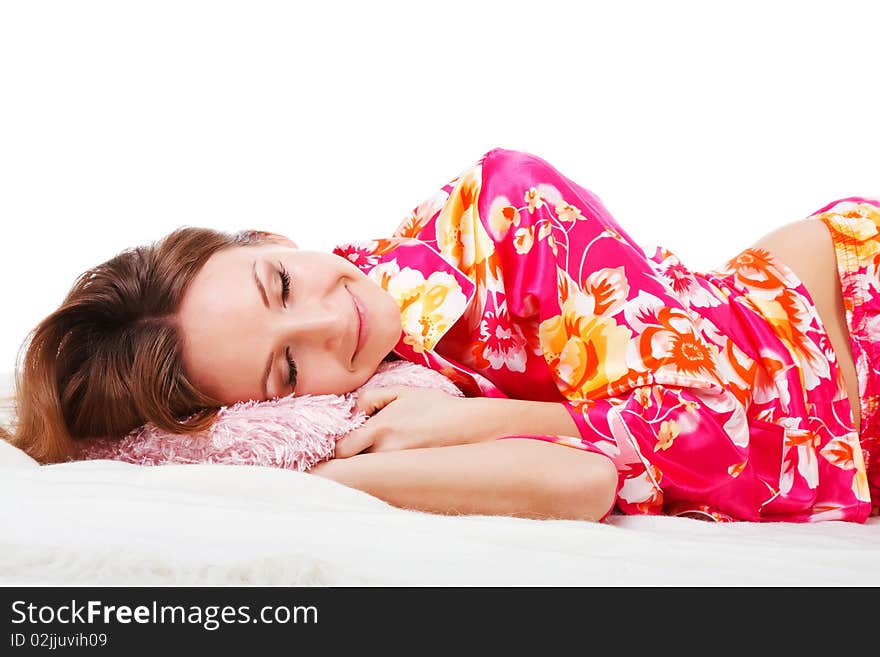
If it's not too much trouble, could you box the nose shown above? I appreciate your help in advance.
[276,300,348,349]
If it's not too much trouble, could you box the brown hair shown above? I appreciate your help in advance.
[0,226,271,464]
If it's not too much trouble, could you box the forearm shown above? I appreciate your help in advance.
[461,397,582,443]
[309,437,615,521]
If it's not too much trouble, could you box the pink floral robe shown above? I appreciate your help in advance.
[333,148,874,523]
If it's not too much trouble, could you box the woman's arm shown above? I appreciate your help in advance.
[462,397,583,443]
[334,387,586,457]
[308,437,618,521]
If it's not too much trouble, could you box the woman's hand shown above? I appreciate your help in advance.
[333,386,478,458]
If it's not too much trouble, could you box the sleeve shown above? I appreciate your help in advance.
[465,149,742,519]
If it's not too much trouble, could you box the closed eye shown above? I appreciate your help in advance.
[285,347,297,388]
[278,262,292,307]
[277,262,297,392]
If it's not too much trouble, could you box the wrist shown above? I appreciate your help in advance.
[461,397,582,442]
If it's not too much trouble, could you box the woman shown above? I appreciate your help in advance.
[2,148,877,523]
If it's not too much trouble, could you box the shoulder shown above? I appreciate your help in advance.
[477,147,558,178]
[472,147,574,212]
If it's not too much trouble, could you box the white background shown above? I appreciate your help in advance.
[1,0,878,370]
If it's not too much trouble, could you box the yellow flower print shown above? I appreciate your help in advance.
[402,333,427,354]
[487,196,519,241]
[536,222,558,255]
[654,420,680,451]
[539,270,633,399]
[513,226,535,254]
[555,201,585,223]
[369,262,467,353]
[435,165,496,282]
[815,202,880,273]
[603,226,624,241]
[524,187,544,213]
[634,386,653,409]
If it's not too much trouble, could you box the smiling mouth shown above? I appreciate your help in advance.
[349,287,364,362]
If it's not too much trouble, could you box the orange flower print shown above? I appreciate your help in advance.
[583,266,628,317]
[654,420,680,451]
[487,196,520,241]
[814,202,880,273]
[536,222,558,255]
[722,248,787,291]
[603,226,624,242]
[715,339,783,409]
[747,288,830,391]
[555,201,585,223]
[820,434,870,502]
[524,186,545,213]
[781,423,820,489]
[634,386,653,409]
[394,188,450,238]
[626,292,723,388]
[539,269,633,399]
[435,164,496,282]
[618,464,663,513]
[513,226,535,254]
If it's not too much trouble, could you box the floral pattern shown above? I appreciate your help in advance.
[334,148,878,522]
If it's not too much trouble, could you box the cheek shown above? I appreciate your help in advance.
[293,356,364,396]
[179,316,267,396]
[377,287,403,330]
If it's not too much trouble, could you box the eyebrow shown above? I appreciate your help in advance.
[253,260,269,309]
[253,260,272,400]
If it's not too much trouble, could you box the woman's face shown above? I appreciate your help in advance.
[176,236,402,404]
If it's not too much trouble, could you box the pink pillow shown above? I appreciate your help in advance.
[72,360,463,471]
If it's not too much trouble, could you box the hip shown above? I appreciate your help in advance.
[747,216,861,432]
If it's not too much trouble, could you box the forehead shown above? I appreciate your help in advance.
[174,247,265,399]
[178,247,248,311]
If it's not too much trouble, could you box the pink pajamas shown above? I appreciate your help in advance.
[334,148,877,522]
[813,198,880,515]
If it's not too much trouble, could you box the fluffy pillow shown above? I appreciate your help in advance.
[72,359,462,471]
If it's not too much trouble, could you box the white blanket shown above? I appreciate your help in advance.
[1,378,878,587]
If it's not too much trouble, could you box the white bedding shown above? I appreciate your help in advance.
[2,376,878,587]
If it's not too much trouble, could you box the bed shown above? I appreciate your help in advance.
[2,372,878,587]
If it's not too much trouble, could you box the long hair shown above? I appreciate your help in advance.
[0,227,271,464]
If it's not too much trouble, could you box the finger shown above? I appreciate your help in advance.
[354,386,401,416]
[334,428,375,459]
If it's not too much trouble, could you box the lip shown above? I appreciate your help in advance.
[350,287,368,361]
